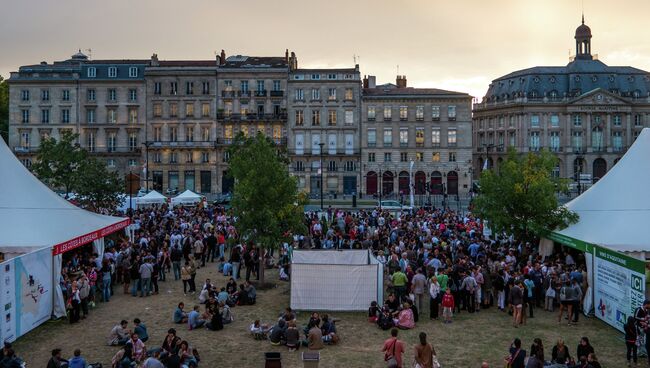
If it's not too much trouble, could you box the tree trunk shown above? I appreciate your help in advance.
[259,252,265,285]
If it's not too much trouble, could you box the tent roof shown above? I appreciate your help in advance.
[137,190,167,204]
[0,137,128,254]
[555,128,650,253]
[174,190,201,199]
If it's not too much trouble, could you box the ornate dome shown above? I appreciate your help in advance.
[575,16,592,39]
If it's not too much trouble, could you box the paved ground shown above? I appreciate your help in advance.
[14,263,626,367]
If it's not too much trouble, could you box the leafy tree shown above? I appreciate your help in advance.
[473,149,578,242]
[0,75,8,141]
[32,130,86,195]
[75,158,124,212]
[227,132,306,284]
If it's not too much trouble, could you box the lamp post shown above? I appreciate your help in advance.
[144,141,150,191]
[319,142,325,210]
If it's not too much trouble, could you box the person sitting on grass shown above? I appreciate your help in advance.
[133,318,149,343]
[377,306,395,330]
[108,320,131,346]
[217,287,229,305]
[279,307,296,323]
[126,333,146,363]
[111,344,133,368]
[320,314,338,344]
[394,300,415,330]
[179,341,199,368]
[250,319,271,340]
[221,301,234,324]
[46,348,68,368]
[286,321,300,352]
[160,328,182,358]
[244,281,257,304]
[0,347,24,368]
[188,305,206,330]
[368,301,380,323]
[269,319,287,346]
[307,321,324,350]
[174,302,188,324]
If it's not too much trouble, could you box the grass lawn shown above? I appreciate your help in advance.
[14,264,626,367]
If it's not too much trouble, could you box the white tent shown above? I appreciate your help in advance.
[136,190,167,206]
[171,189,202,206]
[0,137,128,341]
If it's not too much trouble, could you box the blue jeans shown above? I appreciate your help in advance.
[131,279,141,296]
[102,277,111,302]
[232,262,240,280]
[219,244,225,260]
[173,262,181,280]
[140,277,151,296]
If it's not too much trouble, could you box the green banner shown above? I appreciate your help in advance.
[593,245,646,274]
[547,232,592,252]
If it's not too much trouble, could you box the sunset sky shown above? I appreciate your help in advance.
[1,0,649,99]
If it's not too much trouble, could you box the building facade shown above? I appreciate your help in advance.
[8,52,147,177]
[473,20,650,184]
[361,76,473,200]
[287,66,362,197]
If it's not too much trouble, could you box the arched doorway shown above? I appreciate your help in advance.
[415,171,426,194]
[573,158,585,180]
[430,171,442,195]
[366,171,378,195]
[447,171,458,195]
[592,158,607,183]
[487,157,494,170]
[398,171,410,194]
[477,157,484,173]
[222,170,234,194]
[382,171,394,195]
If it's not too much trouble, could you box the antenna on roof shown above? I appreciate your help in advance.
[353,54,357,64]
[581,0,585,24]
[397,64,399,75]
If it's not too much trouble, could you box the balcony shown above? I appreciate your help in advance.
[13,146,34,153]
[255,90,267,97]
[150,141,216,149]
[90,147,141,154]
[549,147,563,153]
[238,91,251,98]
[221,91,235,98]
[270,90,284,97]
[367,142,376,148]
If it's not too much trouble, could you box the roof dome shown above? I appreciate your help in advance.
[575,17,592,39]
[70,50,88,60]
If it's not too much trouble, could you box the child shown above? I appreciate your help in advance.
[250,319,270,340]
[441,288,455,324]
[279,266,290,281]
[285,320,300,351]
[368,301,380,323]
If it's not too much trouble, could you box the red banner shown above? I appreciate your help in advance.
[52,218,130,255]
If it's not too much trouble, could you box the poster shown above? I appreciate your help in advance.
[593,245,646,332]
[0,258,16,343]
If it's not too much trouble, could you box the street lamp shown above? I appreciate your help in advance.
[319,142,325,210]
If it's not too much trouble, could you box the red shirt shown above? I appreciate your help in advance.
[442,293,455,309]
[382,337,405,368]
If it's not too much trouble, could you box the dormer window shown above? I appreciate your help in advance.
[108,67,117,78]
[549,76,556,84]
[129,67,138,78]
[87,67,96,78]
[533,77,540,83]
[574,76,581,82]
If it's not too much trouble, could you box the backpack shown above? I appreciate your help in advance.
[378,314,394,330]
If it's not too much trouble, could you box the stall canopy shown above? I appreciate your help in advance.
[0,137,129,257]
[171,190,202,206]
[136,190,167,206]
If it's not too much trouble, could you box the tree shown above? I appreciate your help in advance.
[75,158,124,212]
[227,132,306,284]
[0,75,8,141]
[32,130,86,195]
[473,149,578,242]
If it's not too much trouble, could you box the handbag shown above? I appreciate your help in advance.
[432,354,441,368]
[504,349,520,368]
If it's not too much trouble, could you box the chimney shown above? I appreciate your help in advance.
[285,49,289,64]
[290,51,297,70]
[363,75,369,89]
[368,75,376,89]
[150,53,159,67]
[220,50,226,65]
[396,75,407,88]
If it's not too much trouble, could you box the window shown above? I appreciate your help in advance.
[345,161,355,172]
[61,108,70,123]
[327,73,337,80]
[498,117,504,128]
[106,132,115,152]
[153,104,162,117]
[530,115,540,127]
[415,105,424,121]
[127,89,136,101]
[613,115,622,126]
[87,89,96,102]
[21,90,29,101]
[415,128,424,147]
[448,152,456,162]
[186,103,194,118]
[202,82,210,95]
[383,106,392,120]
[154,82,161,95]
[447,105,456,120]
[311,88,320,100]
[447,128,457,146]
[170,126,178,142]
[202,103,210,117]
[383,128,392,147]
[20,132,30,149]
[399,152,408,162]
[41,89,49,101]
[295,161,305,172]
[572,131,583,151]
[367,106,376,121]
[272,80,281,91]
[311,74,321,80]
[108,88,117,101]
[328,110,337,126]
[273,125,282,142]
[613,131,623,152]
[129,108,138,124]
[41,109,49,124]
[201,152,209,163]
[19,158,31,168]
[345,110,353,125]
[107,159,115,168]
[295,89,304,100]
[128,159,137,167]
[295,110,304,126]
[153,152,161,163]
[170,152,178,164]
[399,106,408,120]
[550,114,560,127]
[87,67,96,78]
[170,82,178,95]
[328,161,337,172]
[432,128,441,145]
[509,131,516,147]
[367,129,376,147]
[509,116,515,127]
[311,110,320,126]
[634,114,643,126]
[62,90,70,101]
[399,128,408,147]
[186,126,194,142]
[240,80,249,93]
[432,106,440,120]
[328,88,337,100]
[86,108,95,123]
[224,125,233,141]
[368,152,376,162]
[153,127,161,142]
[592,127,604,151]
[384,152,392,162]
[129,133,138,151]
[21,109,29,123]
[257,80,265,92]
[107,108,117,124]
[108,67,117,78]
[432,152,440,162]
[128,67,138,77]
[345,88,353,100]
[573,114,582,126]
[529,131,540,151]
[170,103,178,117]
[549,131,560,152]
[186,82,194,95]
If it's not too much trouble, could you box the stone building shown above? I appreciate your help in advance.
[473,19,650,184]
[361,75,473,200]
[8,52,147,178]
[287,66,362,197]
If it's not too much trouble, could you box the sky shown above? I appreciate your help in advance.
[1,0,649,99]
